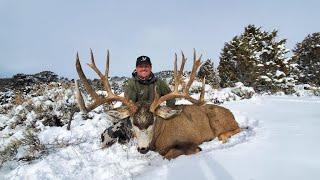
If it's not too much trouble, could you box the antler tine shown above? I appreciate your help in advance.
[88,49,104,78]
[179,51,187,84]
[199,76,206,103]
[184,50,202,94]
[76,50,137,114]
[173,51,186,93]
[105,50,110,77]
[180,51,186,73]
[173,53,179,92]
[87,48,114,101]
[87,49,113,94]
[150,50,205,113]
[75,80,87,112]
[102,50,112,93]
[76,52,109,112]
[76,52,100,100]
[89,49,96,68]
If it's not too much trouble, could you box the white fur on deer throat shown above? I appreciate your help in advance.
[132,123,154,148]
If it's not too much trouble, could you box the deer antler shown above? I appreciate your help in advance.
[75,49,137,114]
[150,49,206,113]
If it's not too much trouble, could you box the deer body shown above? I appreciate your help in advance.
[147,105,240,159]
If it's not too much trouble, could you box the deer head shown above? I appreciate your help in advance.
[75,49,205,154]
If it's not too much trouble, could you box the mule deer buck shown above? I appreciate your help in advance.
[75,49,241,159]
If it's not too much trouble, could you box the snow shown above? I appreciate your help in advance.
[275,70,285,77]
[1,90,320,179]
[259,75,272,82]
[138,96,320,180]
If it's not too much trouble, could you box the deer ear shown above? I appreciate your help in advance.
[155,106,182,119]
[106,107,130,119]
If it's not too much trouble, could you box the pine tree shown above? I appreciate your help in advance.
[293,32,320,86]
[218,24,298,93]
[197,59,220,89]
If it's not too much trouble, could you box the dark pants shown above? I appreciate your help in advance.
[101,118,133,147]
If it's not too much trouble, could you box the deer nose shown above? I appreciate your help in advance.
[137,147,149,154]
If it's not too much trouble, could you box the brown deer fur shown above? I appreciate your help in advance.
[150,104,240,159]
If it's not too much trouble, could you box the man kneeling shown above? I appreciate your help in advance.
[101,55,175,147]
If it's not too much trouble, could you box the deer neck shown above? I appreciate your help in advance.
[150,117,165,151]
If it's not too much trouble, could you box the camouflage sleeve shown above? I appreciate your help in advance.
[124,79,137,102]
[157,79,176,107]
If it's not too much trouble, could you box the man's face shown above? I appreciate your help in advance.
[136,64,152,79]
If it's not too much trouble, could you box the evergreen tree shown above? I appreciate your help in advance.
[293,32,320,86]
[198,59,220,89]
[218,24,298,93]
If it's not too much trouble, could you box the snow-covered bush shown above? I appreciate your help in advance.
[0,91,15,105]
[218,24,299,94]
[0,139,22,166]
[0,83,83,168]
[16,129,47,162]
[207,84,255,104]
[294,84,320,96]
[293,32,320,86]
[187,80,255,104]
[197,59,220,89]
[3,83,77,129]
[231,82,255,99]
[0,129,47,166]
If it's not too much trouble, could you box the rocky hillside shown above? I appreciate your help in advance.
[0,71,64,92]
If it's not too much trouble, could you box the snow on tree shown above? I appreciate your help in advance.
[292,32,320,86]
[218,24,299,93]
[197,59,220,89]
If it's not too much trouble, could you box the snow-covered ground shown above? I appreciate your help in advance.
[1,94,319,180]
[138,95,320,180]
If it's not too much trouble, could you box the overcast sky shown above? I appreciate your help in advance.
[1,0,319,79]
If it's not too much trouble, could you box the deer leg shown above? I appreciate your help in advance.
[218,128,241,143]
[163,143,202,160]
[163,148,184,160]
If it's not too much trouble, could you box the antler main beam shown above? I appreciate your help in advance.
[75,49,137,114]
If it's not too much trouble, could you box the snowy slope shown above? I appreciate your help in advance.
[138,96,320,180]
[1,95,319,179]
[1,79,320,180]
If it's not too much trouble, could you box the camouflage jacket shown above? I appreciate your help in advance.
[124,71,175,107]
